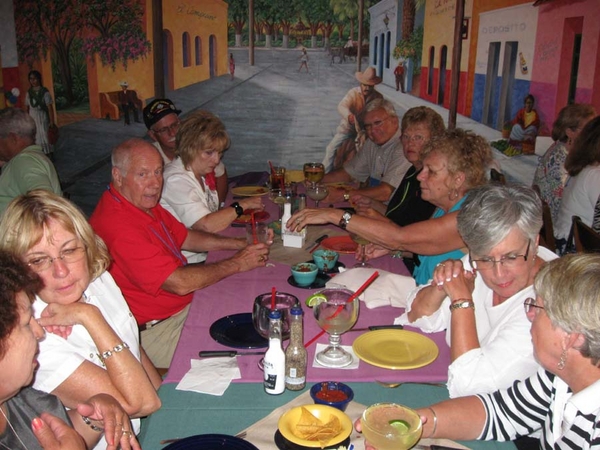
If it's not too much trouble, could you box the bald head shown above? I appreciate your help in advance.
[111,138,164,212]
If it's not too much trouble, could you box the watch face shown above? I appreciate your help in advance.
[343,212,352,221]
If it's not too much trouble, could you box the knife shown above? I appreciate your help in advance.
[348,324,404,332]
[199,350,265,358]
[305,234,329,252]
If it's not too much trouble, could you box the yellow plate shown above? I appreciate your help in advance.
[278,404,352,448]
[285,170,305,183]
[231,186,269,197]
[352,329,439,370]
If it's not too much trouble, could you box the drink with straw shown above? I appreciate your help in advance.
[271,166,286,190]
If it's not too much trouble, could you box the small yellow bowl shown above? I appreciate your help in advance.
[278,404,353,448]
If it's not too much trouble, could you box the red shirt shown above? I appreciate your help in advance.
[90,185,192,324]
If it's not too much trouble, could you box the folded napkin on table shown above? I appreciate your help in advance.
[326,267,416,309]
[312,343,360,370]
[175,357,241,396]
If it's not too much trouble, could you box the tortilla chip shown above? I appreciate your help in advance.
[293,408,342,447]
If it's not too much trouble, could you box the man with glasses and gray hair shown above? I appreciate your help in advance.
[395,184,558,398]
[143,99,228,203]
[321,98,410,203]
[0,108,61,215]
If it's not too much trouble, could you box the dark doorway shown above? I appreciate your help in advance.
[437,45,447,105]
[568,34,582,104]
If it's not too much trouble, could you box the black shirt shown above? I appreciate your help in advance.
[385,165,435,226]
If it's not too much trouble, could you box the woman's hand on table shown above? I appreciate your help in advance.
[363,243,390,261]
[288,208,342,232]
[239,197,264,212]
[432,259,476,300]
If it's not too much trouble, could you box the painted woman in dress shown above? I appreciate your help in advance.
[25,70,55,157]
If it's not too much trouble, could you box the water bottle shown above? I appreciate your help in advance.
[263,310,285,395]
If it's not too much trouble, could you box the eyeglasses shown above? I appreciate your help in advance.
[26,247,86,272]
[364,117,390,131]
[153,120,180,135]
[523,297,544,320]
[469,240,531,271]
[401,134,425,143]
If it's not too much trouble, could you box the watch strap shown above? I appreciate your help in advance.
[449,300,475,311]
[231,202,244,217]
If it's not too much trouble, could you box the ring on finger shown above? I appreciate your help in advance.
[122,430,133,438]
[436,263,445,268]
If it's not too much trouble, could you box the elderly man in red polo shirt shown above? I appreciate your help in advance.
[90,138,270,369]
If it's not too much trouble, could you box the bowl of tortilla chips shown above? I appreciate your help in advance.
[278,404,352,448]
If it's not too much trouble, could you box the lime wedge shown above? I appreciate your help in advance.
[306,294,327,307]
[389,419,410,433]
[273,196,285,204]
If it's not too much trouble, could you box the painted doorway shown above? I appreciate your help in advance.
[497,41,518,129]
[482,42,501,127]
[568,33,582,104]
[377,32,384,76]
[209,35,217,78]
[163,30,174,91]
[437,45,447,105]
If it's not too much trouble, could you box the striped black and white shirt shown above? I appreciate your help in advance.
[477,368,600,449]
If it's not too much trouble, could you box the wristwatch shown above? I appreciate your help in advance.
[339,211,353,229]
[230,202,244,217]
[449,300,475,312]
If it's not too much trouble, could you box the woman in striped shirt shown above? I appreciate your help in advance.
[359,254,600,449]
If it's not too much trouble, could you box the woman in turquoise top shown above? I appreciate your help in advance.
[288,129,493,285]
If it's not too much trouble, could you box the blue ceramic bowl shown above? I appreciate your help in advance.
[291,262,318,286]
[310,381,354,412]
[312,249,339,272]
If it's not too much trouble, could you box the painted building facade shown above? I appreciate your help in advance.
[419,0,473,114]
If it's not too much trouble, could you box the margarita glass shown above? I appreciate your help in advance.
[362,403,423,450]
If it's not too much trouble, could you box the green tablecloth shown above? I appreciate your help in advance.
[139,382,516,450]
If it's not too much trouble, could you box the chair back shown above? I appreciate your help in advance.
[532,185,556,252]
[572,215,600,253]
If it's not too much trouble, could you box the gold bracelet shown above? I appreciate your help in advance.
[449,299,475,311]
[426,407,438,438]
[81,415,104,433]
[97,342,129,364]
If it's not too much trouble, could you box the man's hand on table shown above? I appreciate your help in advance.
[232,242,271,271]
[287,208,344,232]
[364,243,391,261]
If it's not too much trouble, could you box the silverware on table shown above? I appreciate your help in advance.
[348,324,404,332]
[198,350,265,358]
[305,234,329,252]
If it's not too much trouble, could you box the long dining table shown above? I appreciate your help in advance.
[138,189,516,450]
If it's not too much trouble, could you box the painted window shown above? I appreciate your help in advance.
[195,36,202,65]
[427,46,435,96]
[385,31,391,69]
[183,32,191,67]
[374,35,378,65]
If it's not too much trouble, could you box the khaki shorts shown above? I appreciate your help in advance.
[140,304,190,369]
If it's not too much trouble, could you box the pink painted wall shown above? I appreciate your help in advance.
[530,0,600,123]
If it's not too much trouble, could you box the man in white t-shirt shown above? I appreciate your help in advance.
[143,98,228,203]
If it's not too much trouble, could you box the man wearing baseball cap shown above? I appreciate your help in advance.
[322,67,383,172]
[143,99,228,202]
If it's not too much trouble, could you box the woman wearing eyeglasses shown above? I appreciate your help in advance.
[396,184,557,398]
[0,190,161,450]
[359,254,600,450]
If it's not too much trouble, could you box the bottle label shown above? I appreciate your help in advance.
[264,373,277,390]
[285,375,306,385]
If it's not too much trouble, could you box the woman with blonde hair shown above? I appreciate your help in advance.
[0,190,161,450]
[160,110,264,263]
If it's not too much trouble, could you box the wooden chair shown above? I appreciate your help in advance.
[572,215,600,253]
[532,185,556,252]
[490,168,506,185]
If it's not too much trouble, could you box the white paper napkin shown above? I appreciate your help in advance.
[175,357,241,396]
[327,267,416,309]
[312,344,360,370]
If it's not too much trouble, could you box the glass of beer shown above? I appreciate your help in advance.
[303,162,325,187]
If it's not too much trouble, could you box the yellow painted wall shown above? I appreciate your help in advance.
[163,0,228,89]
[422,0,473,71]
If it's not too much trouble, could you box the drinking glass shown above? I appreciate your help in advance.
[245,222,269,245]
[313,287,359,368]
[303,162,325,187]
[350,233,372,268]
[361,403,423,450]
[306,184,329,208]
[269,187,285,218]
[271,166,286,190]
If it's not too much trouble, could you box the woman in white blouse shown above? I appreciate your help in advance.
[160,110,264,263]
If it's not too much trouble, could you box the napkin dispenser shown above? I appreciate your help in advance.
[281,202,305,248]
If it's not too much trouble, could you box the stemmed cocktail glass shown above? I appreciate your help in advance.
[303,162,325,187]
[306,184,328,208]
[351,233,372,268]
[313,287,359,368]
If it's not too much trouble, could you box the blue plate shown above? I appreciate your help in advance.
[163,434,259,449]
[209,313,268,349]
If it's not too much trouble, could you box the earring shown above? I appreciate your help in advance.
[567,137,572,146]
[557,349,567,370]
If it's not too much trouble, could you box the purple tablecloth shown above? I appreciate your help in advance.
[164,249,450,384]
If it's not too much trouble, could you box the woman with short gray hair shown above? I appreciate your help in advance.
[396,184,558,398]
